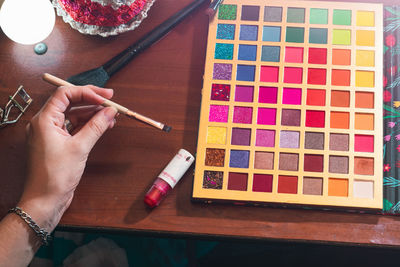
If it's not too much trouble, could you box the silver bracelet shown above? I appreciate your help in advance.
[8,207,52,246]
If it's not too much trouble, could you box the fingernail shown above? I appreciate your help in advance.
[104,107,117,121]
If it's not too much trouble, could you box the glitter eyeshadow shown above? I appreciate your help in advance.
[217,24,235,40]
[205,148,225,167]
[211,84,230,101]
[218,4,237,20]
[203,171,223,189]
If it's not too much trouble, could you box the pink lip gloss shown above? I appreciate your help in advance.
[144,149,194,208]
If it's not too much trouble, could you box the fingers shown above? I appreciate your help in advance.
[43,85,114,115]
[66,105,103,127]
[73,107,118,151]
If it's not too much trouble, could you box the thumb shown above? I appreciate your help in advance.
[74,107,117,151]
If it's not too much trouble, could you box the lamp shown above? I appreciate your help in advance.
[0,0,55,45]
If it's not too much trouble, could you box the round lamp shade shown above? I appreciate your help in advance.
[0,0,55,45]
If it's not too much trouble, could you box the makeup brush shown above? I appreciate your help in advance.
[205,0,223,17]
[43,73,172,132]
[67,0,208,87]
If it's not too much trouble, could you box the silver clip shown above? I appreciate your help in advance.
[0,86,33,128]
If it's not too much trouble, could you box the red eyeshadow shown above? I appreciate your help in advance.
[308,48,327,64]
[253,174,273,192]
[211,84,231,101]
[228,172,248,191]
[278,175,298,194]
[306,89,326,106]
[284,67,303,83]
[307,68,326,85]
[306,110,325,127]
[304,154,324,172]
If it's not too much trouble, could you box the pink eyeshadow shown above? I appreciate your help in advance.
[209,105,229,122]
[235,85,254,102]
[285,47,303,63]
[259,86,278,103]
[355,135,374,152]
[233,106,253,124]
[257,108,277,125]
[256,129,275,147]
[282,88,302,105]
[284,67,303,84]
[260,66,279,82]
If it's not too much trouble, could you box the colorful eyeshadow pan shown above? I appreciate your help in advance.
[228,172,248,190]
[194,0,383,211]
[253,174,273,192]
[254,152,274,170]
[217,24,235,40]
[286,27,305,43]
[310,8,328,24]
[287,7,305,23]
[205,148,225,167]
[264,6,282,22]
[235,85,254,102]
[239,25,258,41]
[285,47,303,63]
[261,46,280,62]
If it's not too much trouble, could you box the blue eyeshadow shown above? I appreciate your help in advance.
[215,43,234,60]
[236,65,255,81]
[262,26,281,42]
[217,24,235,40]
[309,28,328,44]
[239,25,258,41]
[238,44,257,61]
[229,150,250,168]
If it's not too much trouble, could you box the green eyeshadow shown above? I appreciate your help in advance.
[286,27,304,43]
[310,8,328,24]
[218,4,237,20]
[287,7,305,23]
[333,9,352,25]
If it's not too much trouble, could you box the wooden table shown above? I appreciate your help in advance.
[1,0,400,247]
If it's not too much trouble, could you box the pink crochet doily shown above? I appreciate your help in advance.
[53,0,156,37]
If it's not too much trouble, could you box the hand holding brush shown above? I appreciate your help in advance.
[43,73,172,132]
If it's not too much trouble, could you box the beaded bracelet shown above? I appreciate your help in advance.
[8,207,52,246]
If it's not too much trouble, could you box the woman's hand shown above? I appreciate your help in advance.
[18,85,117,233]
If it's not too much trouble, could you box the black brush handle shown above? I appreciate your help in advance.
[103,0,208,77]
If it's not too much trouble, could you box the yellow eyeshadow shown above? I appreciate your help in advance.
[356,11,374,27]
[356,30,375,46]
[332,29,351,45]
[356,50,374,67]
[207,126,227,144]
[355,70,374,87]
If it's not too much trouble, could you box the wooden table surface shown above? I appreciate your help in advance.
[1,0,400,247]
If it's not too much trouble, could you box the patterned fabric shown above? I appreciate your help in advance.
[383,6,400,214]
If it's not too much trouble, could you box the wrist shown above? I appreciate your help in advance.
[17,196,66,233]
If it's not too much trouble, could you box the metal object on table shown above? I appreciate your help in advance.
[0,85,33,128]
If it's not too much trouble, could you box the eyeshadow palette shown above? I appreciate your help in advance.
[192,0,383,210]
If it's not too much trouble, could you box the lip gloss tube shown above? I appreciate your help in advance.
[144,149,195,208]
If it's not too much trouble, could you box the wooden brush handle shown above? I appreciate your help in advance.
[43,73,128,114]
[42,73,166,131]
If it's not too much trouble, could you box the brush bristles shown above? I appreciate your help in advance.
[162,125,172,132]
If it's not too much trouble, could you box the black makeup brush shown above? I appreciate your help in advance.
[67,0,208,87]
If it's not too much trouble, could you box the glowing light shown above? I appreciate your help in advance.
[0,0,55,45]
